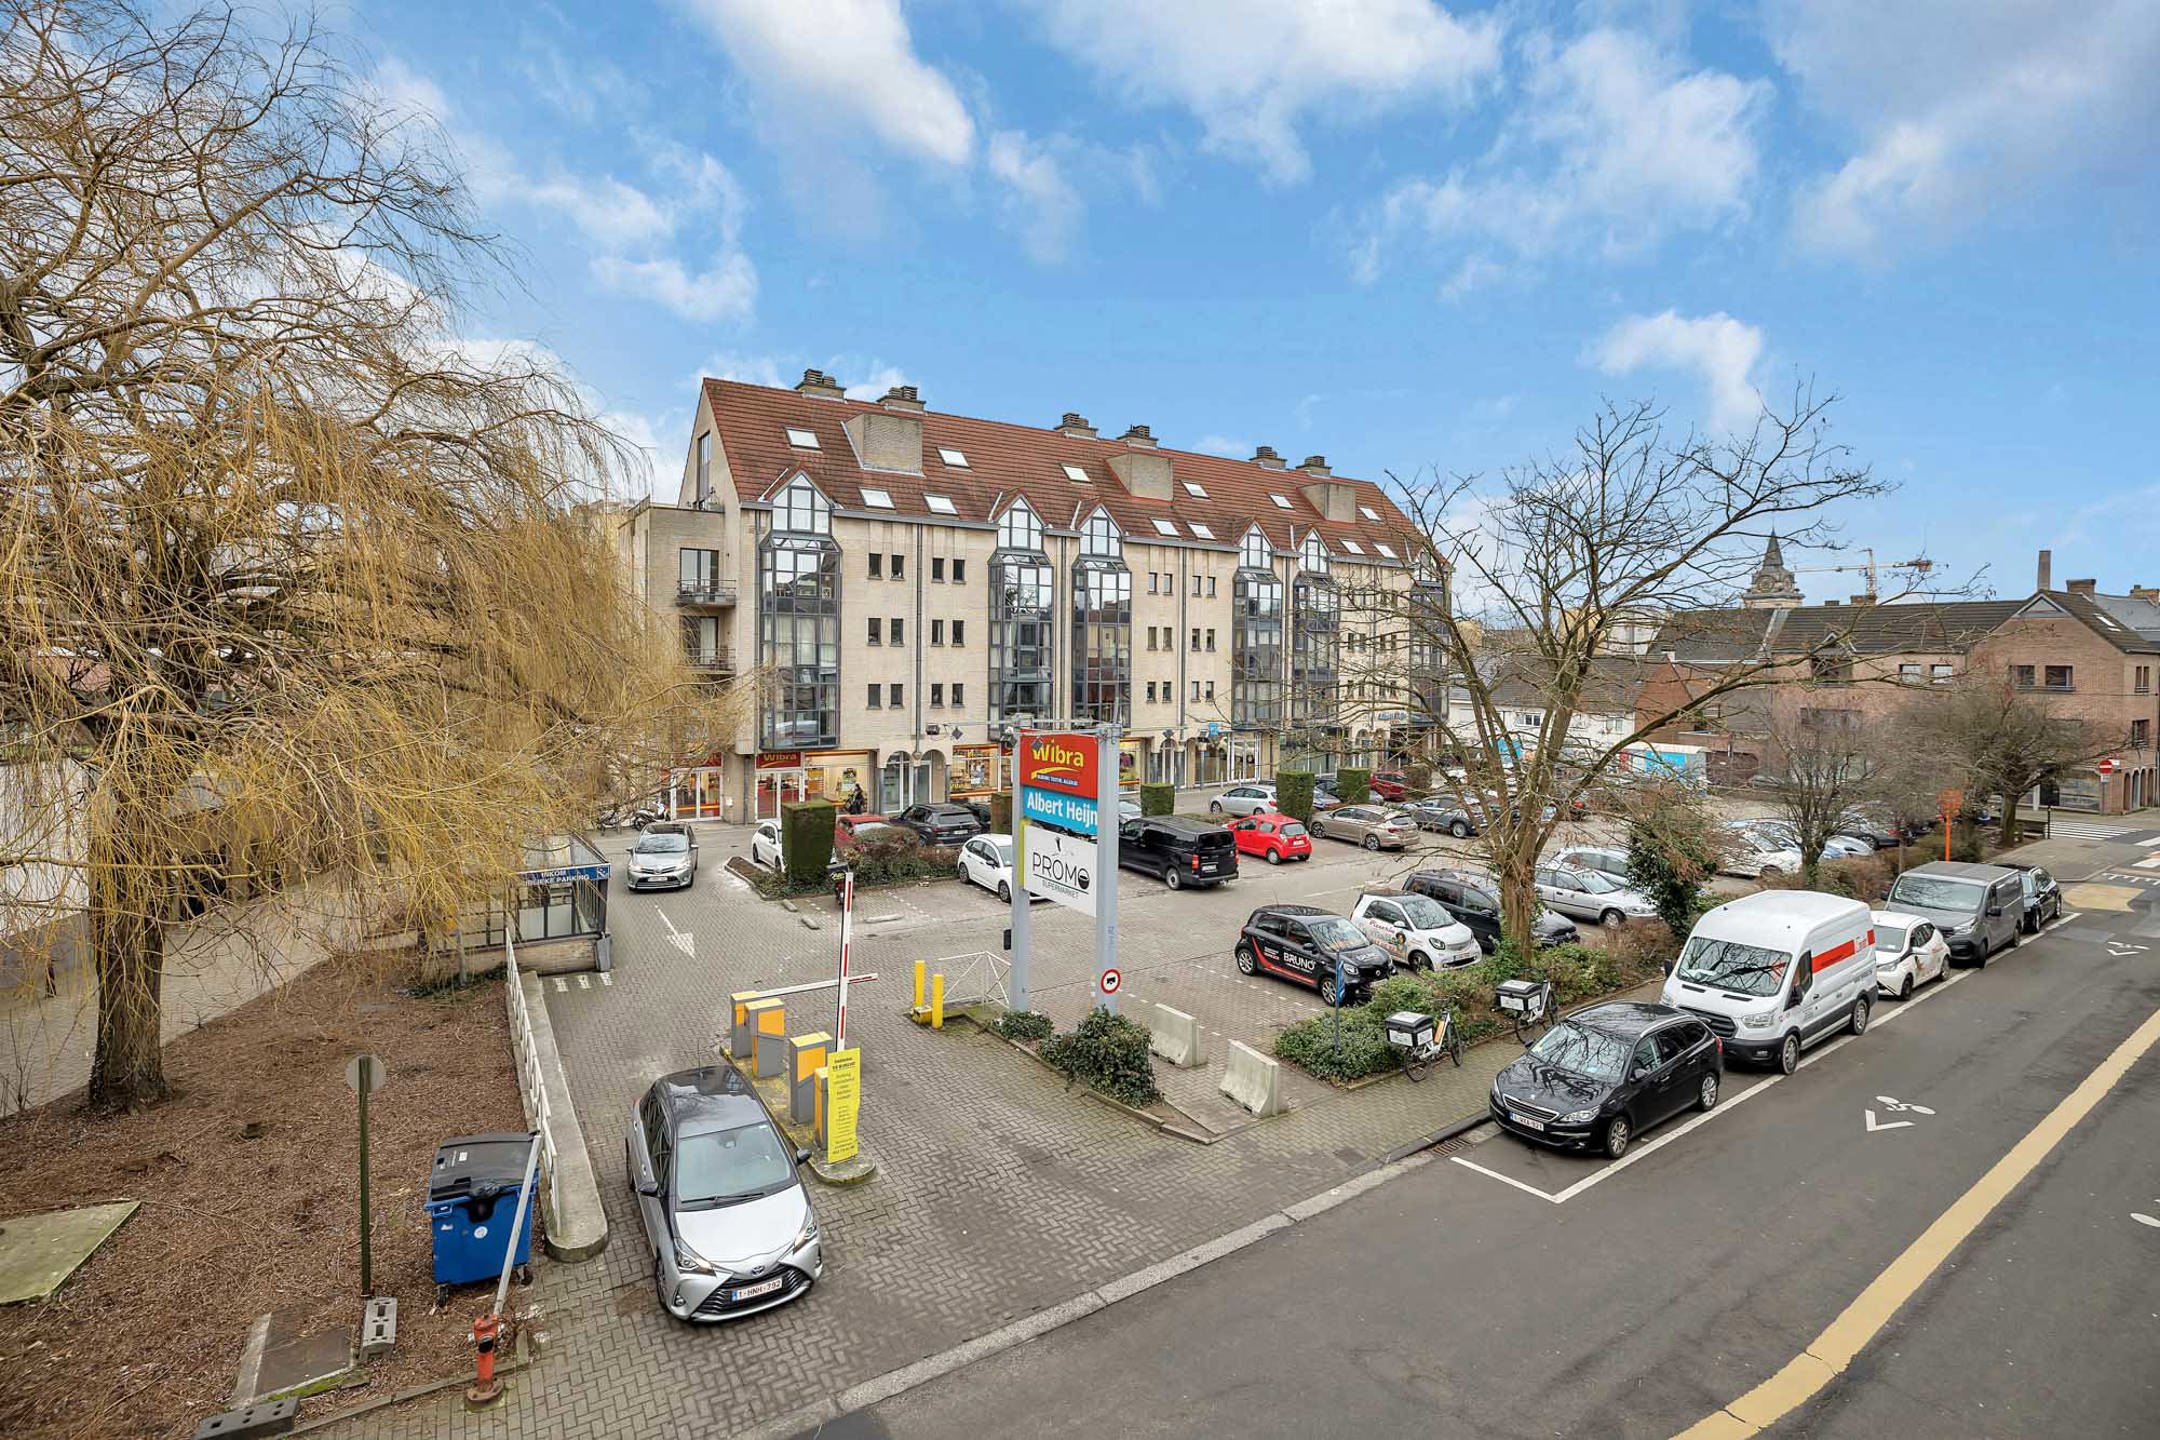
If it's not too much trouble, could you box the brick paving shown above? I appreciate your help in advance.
[313,825,1580,1440]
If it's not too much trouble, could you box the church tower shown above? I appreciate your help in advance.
[1742,533,1804,609]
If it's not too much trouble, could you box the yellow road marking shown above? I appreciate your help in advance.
[1674,1003,2160,1439]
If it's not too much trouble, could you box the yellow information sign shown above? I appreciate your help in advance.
[825,1048,862,1164]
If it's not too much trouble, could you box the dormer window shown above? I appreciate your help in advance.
[1081,508,1123,559]
[1240,527,1271,570]
[1300,533,1330,575]
[998,497,1043,552]
[785,426,820,449]
[774,477,832,535]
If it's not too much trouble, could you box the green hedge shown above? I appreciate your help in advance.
[1276,769,1315,824]
[1337,767,1371,805]
[782,800,836,886]
[1041,1007,1160,1107]
[995,1009,1055,1043]
[1140,782,1175,817]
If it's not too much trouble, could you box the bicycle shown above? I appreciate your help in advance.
[1386,1008,1464,1081]
[1496,978,1554,1046]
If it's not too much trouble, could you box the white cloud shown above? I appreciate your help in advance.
[1027,0,1500,184]
[599,408,673,501]
[1589,310,1765,432]
[1194,435,1248,457]
[1770,0,2160,256]
[679,0,974,167]
[987,131,1083,263]
[843,365,911,401]
[592,252,757,325]
[1359,28,1767,282]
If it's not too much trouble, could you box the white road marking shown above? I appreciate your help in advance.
[2133,1211,2159,1229]
[1448,1155,1565,1201]
[1864,1111,1914,1132]
[577,974,590,990]
[599,972,612,986]
[553,977,567,992]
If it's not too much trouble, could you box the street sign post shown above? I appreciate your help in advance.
[1094,725,1121,1010]
[344,1053,386,1296]
[835,868,856,1050]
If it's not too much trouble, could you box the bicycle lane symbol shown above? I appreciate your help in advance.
[1864,1095,1937,1133]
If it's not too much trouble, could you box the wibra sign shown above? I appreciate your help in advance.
[1018,733,1098,798]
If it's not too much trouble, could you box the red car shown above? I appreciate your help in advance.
[1370,772,1413,801]
[1225,812,1314,865]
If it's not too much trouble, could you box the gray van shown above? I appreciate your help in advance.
[1882,861,2024,966]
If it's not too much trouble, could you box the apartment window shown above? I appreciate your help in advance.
[889,683,903,707]
[758,478,838,749]
[1061,463,1090,483]
[1191,627,1201,652]
[2012,664,2036,688]
[1072,512,1131,725]
[679,547,720,596]
[931,683,945,708]
[694,432,711,504]
[931,619,945,646]
[1359,505,1381,522]
[682,615,721,664]
[1235,543,1285,730]
[1146,681,1158,704]
[952,683,964,708]
[869,553,883,579]
[1205,629,1216,652]
[1930,663,1954,681]
[867,617,881,645]
[890,617,904,646]
[2045,665,2074,690]
[1146,626,1157,651]
[867,684,881,709]
[1898,663,1921,681]
[1192,574,1202,597]
[1270,494,1293,510]
[1190,522,1216,540]
[952,620,965,646]
[1149,571,1159,595]
[1206,576,1217,598]
[1184,481,1208,499]
[1204,680,1215,702]
[891,553,905,580]
[2133,719,2151,748]
[2138,665,2153,694]
[952,558,965,584]
[1190,680,1201,702]
[932,557,946,582]
[1291,573,1340,725]
[1152,518,1179,538]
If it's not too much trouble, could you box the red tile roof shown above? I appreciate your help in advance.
[700,378,1427,563]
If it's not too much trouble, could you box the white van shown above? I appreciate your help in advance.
[1660,890,1877,1074]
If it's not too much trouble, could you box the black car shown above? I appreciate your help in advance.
[1118,816,1239,890]
[1490,1002,1722,1159]
[1406,799,1481,837]
[1403,869,1579,951]
[1234,904,1393,1006]
[2000,861,2063,934]
[893,802,984,847]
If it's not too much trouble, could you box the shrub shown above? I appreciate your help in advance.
[1405,763,1433,793]
[846,828,954,886]
[1763,853,1895,904]
[1140,782,1175,817]
[1273,1007,1397,1081]
[1602,918,1679,983]
[995,1009,1054,1043]
[1277,769,1315,824]
[990,791,1014,832]
[1336,767,1371,805]
[782,800,836,887]
[1041,1007,1161,1107]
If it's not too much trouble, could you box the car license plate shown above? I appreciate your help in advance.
[1511,1109,1546,1132]
[729,1276,785,1302]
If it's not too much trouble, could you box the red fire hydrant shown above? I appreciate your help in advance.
[466,1312,504,1408]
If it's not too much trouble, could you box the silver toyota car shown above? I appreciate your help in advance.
[626,1064,823,1322]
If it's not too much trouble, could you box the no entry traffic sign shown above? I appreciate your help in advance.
[1099,967,1121,996]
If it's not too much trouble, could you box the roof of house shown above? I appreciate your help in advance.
[1646,599,2024,663]
[1482,655,1655,715]
[2002,591,2160,654]
[698,378,1426,561]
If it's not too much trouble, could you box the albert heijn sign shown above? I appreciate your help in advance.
[1019,731,1102,837]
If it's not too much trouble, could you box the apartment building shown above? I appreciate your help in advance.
[612,372,1437,821]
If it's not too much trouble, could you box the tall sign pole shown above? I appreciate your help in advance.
[1008,725,1031,1013]
[1095,723,1121,1013]
[835,868,855,1049]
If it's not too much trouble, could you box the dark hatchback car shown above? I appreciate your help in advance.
[1235,904,1393,1006]
[1999,861,2062,934]
[1490,1002,1722,1159]
[893,802,984,847]
[1118,816,1239,890]
[1403,869,1580,952]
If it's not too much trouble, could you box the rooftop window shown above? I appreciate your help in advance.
[1189,522,1217,540]
[785,426,820,449]
[860,488,895,509]
[1269,494,1293,510]
[925,494,958,515]
[1358,504,1381,521]
[1061,463,1090,483]
[938,447,969,467]
[1183,481,1209,498]
[1375,542,1398,559]
[1151,518,1180,537]
[1340,539,1365,555]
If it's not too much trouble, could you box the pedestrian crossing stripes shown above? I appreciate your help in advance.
[2050,819,2155,841]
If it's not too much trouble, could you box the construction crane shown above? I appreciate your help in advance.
[1787,547,1936,600]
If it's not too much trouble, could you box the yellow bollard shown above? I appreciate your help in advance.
[930,972,945,1030]
[913,959,926,1012]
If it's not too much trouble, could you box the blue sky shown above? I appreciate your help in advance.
[358,0,2160,602]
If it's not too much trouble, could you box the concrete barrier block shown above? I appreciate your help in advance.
[1218,1040,1285,1118]
[1143,1002,1206,1068]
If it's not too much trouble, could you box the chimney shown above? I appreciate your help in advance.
[2068,578,2097,595]
[1056,412,1097,439]
[1251,445,1286,469]
[1299,479,1357,522]
[1119,423,1158,449]
[1823,599,1842,607]
[2037,548,2052,591]
[1109,447,1174,500]
[1851,593,1875,607]
[794,368,845,400]
[2129,585,2160,603]
[844,388,924,473]
[1298,454,1332,478]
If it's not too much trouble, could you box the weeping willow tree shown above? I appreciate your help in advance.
[0,0,737,1110]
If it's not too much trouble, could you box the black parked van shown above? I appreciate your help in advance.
[1117,816,1239,890]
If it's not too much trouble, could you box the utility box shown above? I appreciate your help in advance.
[1384,1011,1435,1051]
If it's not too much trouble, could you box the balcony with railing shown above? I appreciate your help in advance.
[684,645,735,675]
[674,578,738,608]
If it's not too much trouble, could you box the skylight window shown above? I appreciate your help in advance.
[860,488,894,509]
[1269,494,1293,510]
[1374,542,1398,559]
[938,447,969,467]
[1060,463,1090,483]
[1189,522,1216,540]
[1340,539,1366,555]
[1183,481,1209,498]
[785,426,820,449]
[1358,504,1381,521]
[925,494,957,515]
[1151,518,1180,537]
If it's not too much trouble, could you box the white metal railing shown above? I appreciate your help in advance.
[502,932,562,1226]
[935,950,1012,1010]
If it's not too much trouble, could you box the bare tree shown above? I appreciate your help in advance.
[1901,676,2126,848]
[1385,392,1909,956]
[0,1,739,1110]
[1759,711,1884,887]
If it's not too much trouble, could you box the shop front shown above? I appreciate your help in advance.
[948,743,1005,800]
[755,749,874,819]
[875,750,947,812]
[668,756,732,822]
[1228,730,1267,783]
[1117,736,1144,793]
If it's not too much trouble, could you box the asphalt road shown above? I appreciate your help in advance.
[792,897,2160,1440]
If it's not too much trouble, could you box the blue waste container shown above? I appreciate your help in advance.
[427,1132,538,1296]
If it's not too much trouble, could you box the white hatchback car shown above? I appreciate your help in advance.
[751,819,783,870]
[1210,784,1278,817]
[957,834,1040,904]
[1351,892,1481,970]
[1872,909,1950,1000]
